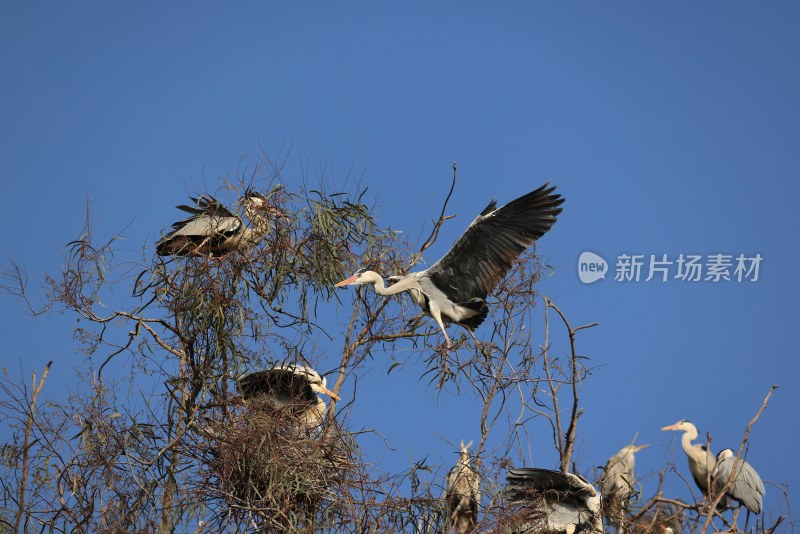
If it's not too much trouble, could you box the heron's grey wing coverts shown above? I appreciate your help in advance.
[156,195,243,256]
[427,183,564,305]
[166,214,242,238]
[713,457,765,514]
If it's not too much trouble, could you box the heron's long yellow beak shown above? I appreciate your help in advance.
[320,385,341,401]
[661,424,678,431]
[634,444,650,452]
[335,274,358,287]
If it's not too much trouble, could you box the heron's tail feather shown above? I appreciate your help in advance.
[457,298,489,330]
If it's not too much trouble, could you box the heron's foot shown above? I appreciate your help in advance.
[434,338,453,351]
[442,333,453,349]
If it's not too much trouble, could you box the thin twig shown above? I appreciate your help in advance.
[417,162,458,258]
[700,384,778,533]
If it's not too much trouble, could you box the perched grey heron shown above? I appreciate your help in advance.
[599,444,648,527]
[661,420,716,496]
[335,183,564,347]
[712,448,765,516]
[505,467,603,534]
[444,440,481,534]
[236,364,340,430]
[156,189,272,257]
[600,444,648,500]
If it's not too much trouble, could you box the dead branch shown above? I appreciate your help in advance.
[13,361,52,532]
[543,296,598,471]
[701,385,778,534]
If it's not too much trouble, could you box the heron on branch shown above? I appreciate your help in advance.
[157,189,278,257]
[336,183,564,347]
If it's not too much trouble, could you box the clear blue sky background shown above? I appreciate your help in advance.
[2,1,798,528]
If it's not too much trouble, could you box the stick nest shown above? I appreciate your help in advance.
[205,398,356,530]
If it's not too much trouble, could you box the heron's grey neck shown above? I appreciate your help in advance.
[623,448,636,466]
[369,272,415,296]
[681,425,699,451]
[240,219,274,248]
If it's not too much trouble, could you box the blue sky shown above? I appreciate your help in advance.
[2,1,798,528]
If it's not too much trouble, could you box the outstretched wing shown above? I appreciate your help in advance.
[427,183,563,304]
[505,467,595,502]
[156,195,243,256]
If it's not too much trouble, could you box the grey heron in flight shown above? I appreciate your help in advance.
[661,420,716,496]
[443,440,481,534]
[156,189,272,257]
[712,448,765,516]
[236,364,340,430]
[599,444,648,527]
[505,467,603,534]
[335,183,564,347]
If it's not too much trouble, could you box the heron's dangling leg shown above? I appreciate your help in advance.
[192,235,213,256]
[464,326,480,345]
[441,328,452,349]
[428,301,452,348]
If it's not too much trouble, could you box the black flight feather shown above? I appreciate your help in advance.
[428,182,564,306]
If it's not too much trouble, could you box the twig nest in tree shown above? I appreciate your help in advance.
[208,397,353,530]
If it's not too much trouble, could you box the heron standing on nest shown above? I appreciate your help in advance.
[505,467,603,533]
[236,364,340,431]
